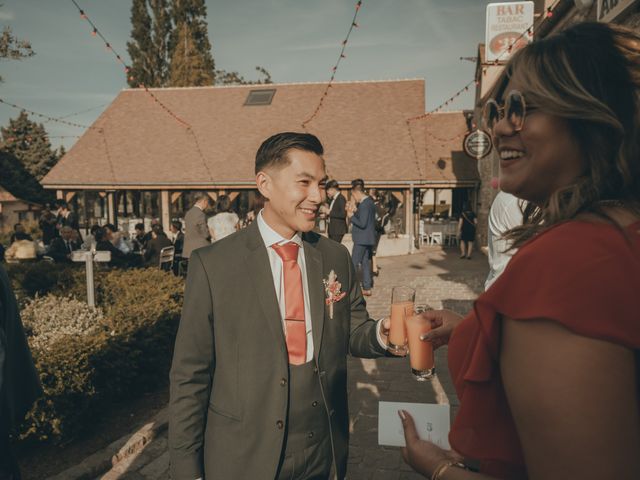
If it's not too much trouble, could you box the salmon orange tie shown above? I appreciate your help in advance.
[272,242,307,365]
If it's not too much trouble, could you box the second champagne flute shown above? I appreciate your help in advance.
[388,286,415,356]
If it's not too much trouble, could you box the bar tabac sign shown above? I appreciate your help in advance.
[485,2,534,62]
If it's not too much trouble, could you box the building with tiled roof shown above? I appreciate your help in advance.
[42,79,479,245]
[0,186,41,231]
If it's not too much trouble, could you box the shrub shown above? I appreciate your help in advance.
[4,262,83,301]
[17,268,184,442]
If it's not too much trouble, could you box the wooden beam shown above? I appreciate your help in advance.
[161,190,170,232]
[228,192,239,202]
[171,191,182,203]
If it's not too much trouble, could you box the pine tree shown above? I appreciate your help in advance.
[168,0,215,87]
[127,0,171,87]
[1,111,59,180]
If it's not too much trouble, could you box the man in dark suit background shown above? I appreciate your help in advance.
[182,192,211,260]
[323,179,347,243]
[348,179,377,296]
[47,226,80,263]
[169,132,392,480]
[144,224,173,267]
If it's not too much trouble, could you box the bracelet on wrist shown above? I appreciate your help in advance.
[431,460,468,480]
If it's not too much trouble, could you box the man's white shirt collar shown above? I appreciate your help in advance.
[257,210,302,248]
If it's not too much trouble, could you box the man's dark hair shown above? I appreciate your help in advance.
[90,224,102,235]
[94,227,107,242]
[55,199,68,209]
[351,178,365,192]
[215,194,232,214]
[325,179,339,190]
[135,222,145,231]
[14,232,30,241]
[171,220,182,231]
[104,223,116,233]
[255,132,324,174]
[152,224,165,236]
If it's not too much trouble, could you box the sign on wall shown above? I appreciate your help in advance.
[597,0,638,22]
[463,130,492,159]
[485,2,534,62]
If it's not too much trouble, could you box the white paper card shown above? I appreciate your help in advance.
[378,401,450,448]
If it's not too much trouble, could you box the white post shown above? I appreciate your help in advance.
[72,250,111,308]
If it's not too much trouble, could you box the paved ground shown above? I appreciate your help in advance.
[82,246,488,480]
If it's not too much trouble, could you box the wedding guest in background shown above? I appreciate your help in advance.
[4,232,38,262]
[485,191,525,290]
[182,192,211,260]
[170,221,184,258]
[9,224,32,245]
[207,194,239,242]
[95,227,130,268]
[104,224,131,254]
[48,226,80,263]
[144,224,173,267]
[322,179,347,243]
[38,204,58,246]
[348,178,377,296]
[457,201,477,259]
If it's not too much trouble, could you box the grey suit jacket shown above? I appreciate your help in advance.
[182,206,210,259]
[169,221,387,479]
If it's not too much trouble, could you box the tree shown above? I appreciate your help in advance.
[126,0,272,88]
[1,111,60,180]
[168,0,215,86]
[0,14,35,82]
[0,150,53,205]
[215,65,273,86]
[126,0,171,88]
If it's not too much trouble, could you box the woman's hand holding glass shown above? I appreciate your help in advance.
[417,309,464,350]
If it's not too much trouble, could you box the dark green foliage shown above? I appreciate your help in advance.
[0,150,53,205]
[0,110,61,188]
[6,265,184,442]
[4,262,81,300]
[127,0,171,88]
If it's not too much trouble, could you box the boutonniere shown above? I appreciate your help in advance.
[323,270,347,319]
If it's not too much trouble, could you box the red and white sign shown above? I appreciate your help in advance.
[486,2,534,62]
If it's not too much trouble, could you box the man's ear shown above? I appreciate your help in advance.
[256,171,271,200]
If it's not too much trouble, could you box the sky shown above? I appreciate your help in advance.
[0,0,495,150]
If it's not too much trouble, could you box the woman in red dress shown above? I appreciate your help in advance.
[400,22,640,480]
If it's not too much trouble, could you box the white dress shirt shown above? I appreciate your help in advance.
[485,191,524,290]
[257,211,315,362]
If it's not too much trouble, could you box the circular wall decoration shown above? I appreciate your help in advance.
[463,129,492,159]
[436,159,447,170]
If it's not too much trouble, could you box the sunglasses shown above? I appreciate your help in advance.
[482,90,529,132]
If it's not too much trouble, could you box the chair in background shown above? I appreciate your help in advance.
[159,246,175,272]
[444,222,459,247]
[429,231,443,246]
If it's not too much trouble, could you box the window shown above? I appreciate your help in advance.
[244,89,276,106]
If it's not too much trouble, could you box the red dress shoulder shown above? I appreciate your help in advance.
[447,220,640,479]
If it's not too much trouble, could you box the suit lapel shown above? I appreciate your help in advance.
[244,222,287,362]
[302,236,325,361]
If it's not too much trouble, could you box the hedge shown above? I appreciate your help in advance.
[9,265,184,443]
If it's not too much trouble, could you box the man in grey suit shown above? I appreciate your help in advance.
[169,132,392,480]
[182,192,211,259]
[348,179,377,296]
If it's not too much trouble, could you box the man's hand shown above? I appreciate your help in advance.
[399,410,463,477]
[417,309,464,350]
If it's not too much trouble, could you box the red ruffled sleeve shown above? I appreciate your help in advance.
[447,220,640,479]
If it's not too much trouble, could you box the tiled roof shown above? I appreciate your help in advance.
[414,111,480,184]
[0,186,18,202]
[44,80,428,188]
